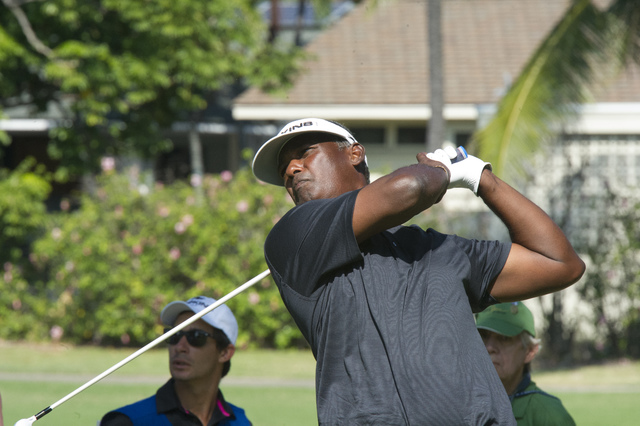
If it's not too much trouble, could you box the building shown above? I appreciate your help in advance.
[233,0,640,184]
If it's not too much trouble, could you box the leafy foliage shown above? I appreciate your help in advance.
[0,160,52,340]
[578,191,640,360]
[474,0,607,178]
[0,161,308,349]
[0,0,303,174]
[474,0,639,180]
[519,140,640,365]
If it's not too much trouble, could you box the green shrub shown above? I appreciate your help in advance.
[5,161,307,349]
[0,160,52,340]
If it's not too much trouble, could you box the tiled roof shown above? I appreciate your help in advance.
[234,0,640,108]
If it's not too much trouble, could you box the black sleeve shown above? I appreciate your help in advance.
[452,235,511,312]
[265,190,363,297]
[99,412,134,426]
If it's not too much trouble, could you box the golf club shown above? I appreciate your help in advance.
[452,146,468,162]
[14,269,272,426]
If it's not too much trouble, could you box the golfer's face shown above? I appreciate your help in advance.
[278,136,356,205]
[169,313,222,382]
[479,330,529,385]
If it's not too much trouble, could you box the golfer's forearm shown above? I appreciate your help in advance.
[353,164,447,242]
[478,170,582,266]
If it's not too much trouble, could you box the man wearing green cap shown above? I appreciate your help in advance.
[476,302,576,425]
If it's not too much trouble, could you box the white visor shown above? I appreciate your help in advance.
[252,118,358,186]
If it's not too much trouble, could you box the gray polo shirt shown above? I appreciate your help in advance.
[266,190,515,425]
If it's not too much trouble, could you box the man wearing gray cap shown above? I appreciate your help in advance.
[252,117,585,424]
[477,302,576,425]
[101,296,251,425]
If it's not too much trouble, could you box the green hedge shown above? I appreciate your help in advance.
[0,161,307,349]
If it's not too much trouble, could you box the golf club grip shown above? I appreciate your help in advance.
[452,146,468,163]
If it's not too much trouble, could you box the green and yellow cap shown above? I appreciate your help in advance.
[476,301,536,337]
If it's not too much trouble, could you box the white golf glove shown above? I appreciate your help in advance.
[426,146,491,195]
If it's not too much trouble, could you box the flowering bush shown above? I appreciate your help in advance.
[3,162,307,349]
[0,162,52,340]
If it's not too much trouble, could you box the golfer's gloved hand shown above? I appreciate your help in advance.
[426,146,491,195]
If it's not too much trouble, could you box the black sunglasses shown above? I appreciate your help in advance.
[164,328,214,347]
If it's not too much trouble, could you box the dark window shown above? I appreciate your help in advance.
[398,127,426,145]
[455,132,472,148]
[350,127,384,145]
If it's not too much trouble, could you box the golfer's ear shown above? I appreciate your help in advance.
[524,343,539,364]
[350,143,366,166]
[219,344,235,363]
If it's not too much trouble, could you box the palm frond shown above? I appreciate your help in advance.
[473,0,608,180]
[609,0,640,65]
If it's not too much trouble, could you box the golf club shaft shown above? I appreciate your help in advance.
[27,269,271,422]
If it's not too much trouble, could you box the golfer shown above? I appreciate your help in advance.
[100,296,251,425]
[477,302,576,425]
[252,118,585,424]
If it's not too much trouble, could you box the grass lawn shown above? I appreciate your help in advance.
[1,341,639,425]
[1,341,317,426]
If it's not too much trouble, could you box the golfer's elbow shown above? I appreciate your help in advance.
[565,255,586,286]
[552,254,586,293]
[390,172,447,211]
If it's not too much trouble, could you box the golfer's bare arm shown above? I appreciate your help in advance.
[477,169,585,301]
[352,152,449,244]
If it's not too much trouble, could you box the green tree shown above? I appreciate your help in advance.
[474,0,639,178]
[0,0,303,176]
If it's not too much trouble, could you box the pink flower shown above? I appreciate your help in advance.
[174,222,186,234]
[60,199,70,211]
[236,200,249,213]
[191,174,203,187]
[220,170,233,182]
[181,214,194,226]
[50,325,64,341]
[132,244,143,255]
[158,206,170,217]
[101,156,115,172]
[248,292,260,305]
[120,334,131,345]
[12,299,22,310]
[169,247,181,260]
